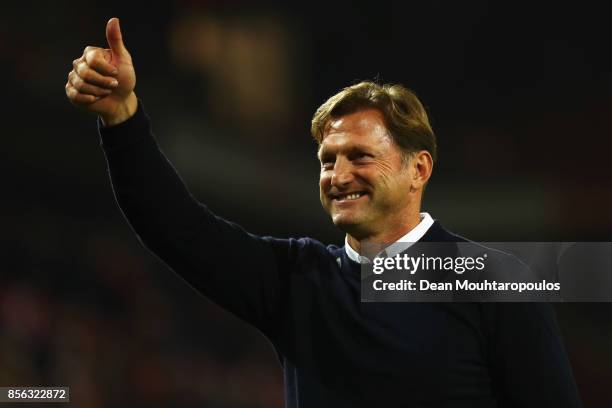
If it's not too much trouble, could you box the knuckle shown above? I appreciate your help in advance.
[92,48,104,59]
[73,76,84,90]
[76,62,90,78]
[81,70,92,83]
[86,48,100,64]
[71,92,80,104]
[89,57,101,69]
[75,60,84,73]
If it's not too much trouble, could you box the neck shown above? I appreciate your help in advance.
[346,210,422,255]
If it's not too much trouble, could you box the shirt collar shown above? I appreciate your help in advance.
[344,212,434,264]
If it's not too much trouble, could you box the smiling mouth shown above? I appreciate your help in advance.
[332,192,367,202]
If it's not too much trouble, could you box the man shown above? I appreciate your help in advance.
[66,18,582,407]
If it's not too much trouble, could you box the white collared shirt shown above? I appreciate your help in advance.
[344,212,434,264]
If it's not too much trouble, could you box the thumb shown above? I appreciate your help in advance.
[106,17,129,58]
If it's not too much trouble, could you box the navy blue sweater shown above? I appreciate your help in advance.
[98,101,582,407]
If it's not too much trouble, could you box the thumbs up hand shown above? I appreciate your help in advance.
[66,18,137,126]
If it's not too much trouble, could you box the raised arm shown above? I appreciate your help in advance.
[65,18,297,337]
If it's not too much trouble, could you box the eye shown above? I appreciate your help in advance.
[352,153,373,163]
[319,155,335,170]
[321,161,334,171]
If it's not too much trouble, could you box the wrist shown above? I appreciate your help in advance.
[101,92,138,127]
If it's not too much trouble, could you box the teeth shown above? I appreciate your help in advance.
[341,193,362,200]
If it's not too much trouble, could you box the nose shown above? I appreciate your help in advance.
[331,157,355,188]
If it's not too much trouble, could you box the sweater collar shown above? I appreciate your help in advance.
[344,212,435,264]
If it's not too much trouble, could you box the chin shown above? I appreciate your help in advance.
[331,213,353,228]
[332,213,363,234]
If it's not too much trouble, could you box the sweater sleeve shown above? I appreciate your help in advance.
[482,302,583,407]
[98,100,297,338]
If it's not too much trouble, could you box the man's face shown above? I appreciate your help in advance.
[318,109,415,239]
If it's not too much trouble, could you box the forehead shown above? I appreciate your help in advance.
[319,108,393,154]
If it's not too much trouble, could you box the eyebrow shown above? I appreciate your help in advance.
[317,144,376,161]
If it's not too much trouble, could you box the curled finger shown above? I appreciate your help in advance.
[65,82,100,105]
[69,70,113,96]
[85,48,117,76]
[75,60,119,89]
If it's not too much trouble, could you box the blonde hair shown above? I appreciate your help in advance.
[311,81,437,163]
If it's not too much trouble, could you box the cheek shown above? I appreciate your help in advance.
[370,158,405,186]
[373,161,397,179]
[357,166,388,188]
[319,175,330,196]
[319,176,332,211]
[320,172,331,187]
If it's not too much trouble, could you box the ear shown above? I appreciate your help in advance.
[409,150,433,192]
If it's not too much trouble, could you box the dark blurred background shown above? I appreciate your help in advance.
[2,1,611,406]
